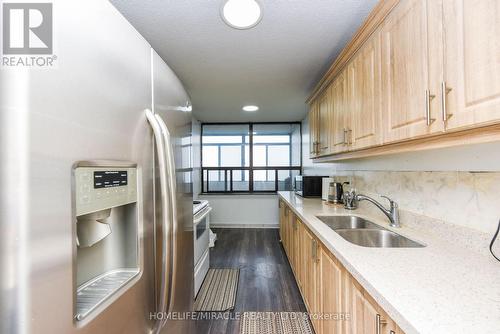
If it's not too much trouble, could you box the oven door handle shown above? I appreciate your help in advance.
[194,207,212,224]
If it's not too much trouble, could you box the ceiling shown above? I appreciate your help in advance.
[110,0,378,122]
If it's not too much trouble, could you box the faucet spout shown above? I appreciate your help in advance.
[355,194,401,228]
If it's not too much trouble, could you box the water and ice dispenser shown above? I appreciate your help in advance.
[73,163,140,321]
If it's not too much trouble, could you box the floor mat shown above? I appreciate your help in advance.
[240,312,313,334]
[194,268,239,312]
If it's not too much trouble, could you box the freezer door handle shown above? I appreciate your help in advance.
[155,114,178,316]
[145,109,172,334]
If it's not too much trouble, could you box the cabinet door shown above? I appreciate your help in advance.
[302,228,320,332]
[283,206,289,255]
[348,32,382,150]
[279,201,285,241]
[347,276,366,334]
[308,101,320,158]
[294,219,303,287]
[331,71,350,153]
[287,209,294,263]
[362,293,379,334]
[319,246,343,334]
[346,277,399,334]
[318,91,332,156]
[381,0,443,143]
[442,0,500,131]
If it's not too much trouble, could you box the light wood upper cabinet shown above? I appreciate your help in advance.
[307,0,500,160]
[442,0,500,131]
[318,90,332,155]
[308,101,320,158]
[347,32,383,150]
[380,0,444,143]
[330,70,350,153]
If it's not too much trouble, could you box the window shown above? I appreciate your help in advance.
[201,123,301,193]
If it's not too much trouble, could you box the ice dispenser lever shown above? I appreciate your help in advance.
[76,209,112,248]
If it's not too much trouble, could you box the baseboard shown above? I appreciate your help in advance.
[210,222,279,229]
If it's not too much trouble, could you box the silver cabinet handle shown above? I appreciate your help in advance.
[376,314,388,334]
[145,109,172,334]
[311,239,319,262]
[441,81,453,122]
[347,128,353,145]
[425,89,436,126]
[310,141,317,154]
[343,128,348,145]
[311,141,320,154]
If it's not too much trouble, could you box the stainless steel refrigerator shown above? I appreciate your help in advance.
[0,1,194,333]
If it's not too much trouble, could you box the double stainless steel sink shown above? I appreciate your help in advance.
[316,215,425,248]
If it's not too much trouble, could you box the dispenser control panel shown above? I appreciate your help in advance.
[75,166,137,216]
[94,171,128,189]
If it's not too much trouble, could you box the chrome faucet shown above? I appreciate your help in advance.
[356,194,400,228]
[343,189,401,228]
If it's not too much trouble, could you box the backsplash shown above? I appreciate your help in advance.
[313,170,500,235]
[301,116,500,236]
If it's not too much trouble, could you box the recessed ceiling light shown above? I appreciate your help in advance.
[221,0,262,30]
[243,105,259,112]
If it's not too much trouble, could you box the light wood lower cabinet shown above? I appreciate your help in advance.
[293,218,303,288]
[279,202,403,334]
[302,226,320,330]
[279,200,285,242]
[319,246,343,334]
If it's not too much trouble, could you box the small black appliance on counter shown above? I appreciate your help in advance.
[294,175,326,197]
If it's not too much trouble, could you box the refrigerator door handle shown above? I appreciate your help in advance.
[154,114,178,315]
[145,109,172,334]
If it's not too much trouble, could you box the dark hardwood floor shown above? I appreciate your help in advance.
[193,228,306,334]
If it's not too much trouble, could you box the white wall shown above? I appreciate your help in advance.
[198,194,279,228]
[301,116,500,234]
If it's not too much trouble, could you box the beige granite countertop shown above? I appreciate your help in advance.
[278,191,500,334]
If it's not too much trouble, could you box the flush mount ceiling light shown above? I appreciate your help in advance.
[242,105,259,112]
[221,0,262,30]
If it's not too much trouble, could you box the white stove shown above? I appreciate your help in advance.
[193,200,209,215]
[193,200,211,296]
